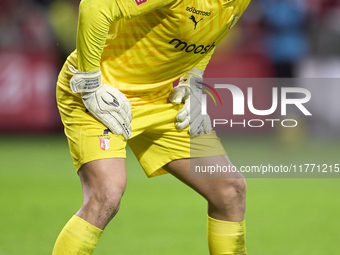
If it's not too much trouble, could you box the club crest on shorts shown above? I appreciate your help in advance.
[99,129,111,150]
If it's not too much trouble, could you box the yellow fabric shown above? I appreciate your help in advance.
[128,105,226,177]
[57,58,226,176]
[57,0,251,175]
[115,0,176,20]
[52,215,103,255]
[77,0,122,72]
[77,0,177,72]
[74,0,251,105]
[207,216,247,255]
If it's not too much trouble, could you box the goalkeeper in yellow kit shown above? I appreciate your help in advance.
[53,0,251,254]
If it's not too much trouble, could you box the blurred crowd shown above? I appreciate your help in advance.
[1,0,340,77]
[220,0,340,78]
[0,0,79,62]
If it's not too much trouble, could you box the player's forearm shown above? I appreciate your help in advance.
[77,0,122,72]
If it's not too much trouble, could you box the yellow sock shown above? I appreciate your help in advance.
[207,216,247,255]
[52,215,103,255]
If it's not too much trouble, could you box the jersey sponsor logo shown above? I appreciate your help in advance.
[189,15,202,30]
[99,129,111,151]
[186,6,211,16]
[133,0,147,6]
[168,39,216,54]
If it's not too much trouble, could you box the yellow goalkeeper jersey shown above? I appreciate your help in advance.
[70,0,251,106]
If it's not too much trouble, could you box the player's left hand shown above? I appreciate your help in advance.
[169,68,212,137]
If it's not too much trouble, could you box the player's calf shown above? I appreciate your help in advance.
[165,156,247,254]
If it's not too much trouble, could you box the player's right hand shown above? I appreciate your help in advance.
[69,66,132,140]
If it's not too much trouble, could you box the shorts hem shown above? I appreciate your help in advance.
[75,152,127,172]
[145,149,227,178]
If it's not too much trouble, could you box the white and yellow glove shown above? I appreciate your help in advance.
[69,66,132,140]
[169,68,212,137]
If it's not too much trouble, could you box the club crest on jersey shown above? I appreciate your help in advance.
[133,0,147,6]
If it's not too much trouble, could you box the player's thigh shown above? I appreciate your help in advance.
[79,158,127,204]
[56,57,127,171]
[164,155,246,201]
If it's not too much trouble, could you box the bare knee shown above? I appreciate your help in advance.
[88,187,124,217]
[212,177,246,206]
[207,177,247,221]
[78,187,124,229]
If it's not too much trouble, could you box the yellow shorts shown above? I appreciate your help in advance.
[56,56,226,177]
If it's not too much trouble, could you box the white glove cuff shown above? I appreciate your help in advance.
[179,68,204,86]
[68,65,102,93]
[186,68,203,79]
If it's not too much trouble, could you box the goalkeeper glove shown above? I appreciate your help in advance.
[69,65,132,140]
[169,68,212,137]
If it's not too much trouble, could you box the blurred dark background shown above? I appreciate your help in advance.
[0,0,339,135]
[1,3,339,254]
